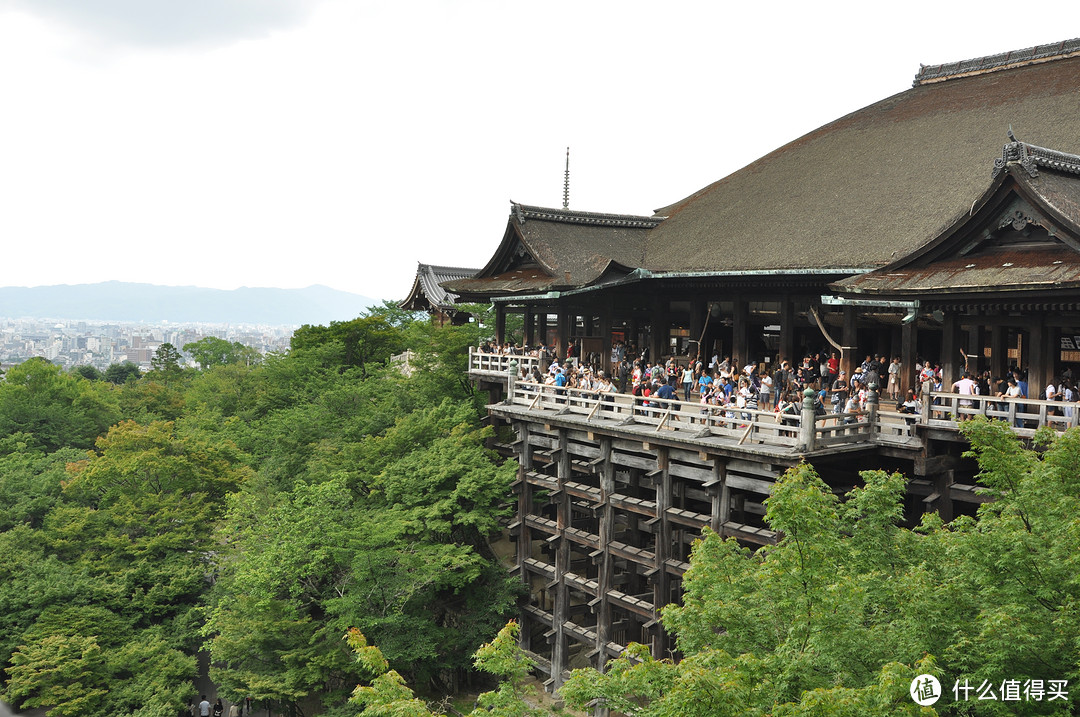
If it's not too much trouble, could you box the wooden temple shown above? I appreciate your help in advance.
[438,39,1080,688]
[399,262,479,325]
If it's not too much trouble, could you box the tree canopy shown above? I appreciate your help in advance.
[4,299,1080,717]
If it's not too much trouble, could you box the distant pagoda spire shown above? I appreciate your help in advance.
[562,147,570,209]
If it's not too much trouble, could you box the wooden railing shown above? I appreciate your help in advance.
[926,391,1080,435]
[472,350,1077,448]
[468,347,541,376]
[507,381,888,452]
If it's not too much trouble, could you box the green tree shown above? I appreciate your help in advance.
[291,312,406,376]
[150,342,184,382]
[345,621,547,717]
[185,336,259,369]
[73,365,104,381]
[2,421,250,716]
[0,358,120,451]
[104,362,142,385]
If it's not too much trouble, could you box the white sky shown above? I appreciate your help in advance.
[0,1,1077,302]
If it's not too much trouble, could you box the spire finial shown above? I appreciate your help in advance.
[562,147,570,210]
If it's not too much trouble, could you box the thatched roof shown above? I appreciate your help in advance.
[644,43,1080,274]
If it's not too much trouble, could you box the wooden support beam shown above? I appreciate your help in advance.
[652,447,671,659]
[941,311,960,388]
[732,297,749,366]
[779,295,795,364]
[900,318,915,398]
[841,306,857,379]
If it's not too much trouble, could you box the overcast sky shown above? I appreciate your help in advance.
[0,1,1077,302]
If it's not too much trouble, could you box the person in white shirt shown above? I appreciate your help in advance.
[952,372,979,420]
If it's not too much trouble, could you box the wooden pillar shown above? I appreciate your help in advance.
[599,308,612,374]
[652,447,671,660]
[557,309,570,362]
[732,297,749,366]
[900,319,915,398]
[1028,318,1047,397]
[889,324,902,368]
[840,306,857,378]
[551,429,571,690]
[779,295,795,365]
[966,313,983,376]
[523,305,535,347]
[495,304,506,345]
[941,312,960,387]
[516,422,533,654]
[690,301,705,364]
[650,298,667,365]
[1047,324,1061,387]
[709,458,728,534]
[934,469,955,522]
[990,324,1007,380]
[595,438,615,671]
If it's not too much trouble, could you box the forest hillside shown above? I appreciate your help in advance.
[2,304,1080,717]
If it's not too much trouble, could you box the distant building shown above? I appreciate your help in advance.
[400,263,478,326]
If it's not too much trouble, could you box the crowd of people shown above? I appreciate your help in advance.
[483,340,1076,427]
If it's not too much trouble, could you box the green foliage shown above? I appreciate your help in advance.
[104,361,142,385]
[0,306,518,713]
[343,621,545,717]
[186,336,260,369]
[0,358,121,451]
[150,342,183,374]
[291,311,407,376]
[74,365,104,381]
[469,621,546,717]
[1,420,250,715]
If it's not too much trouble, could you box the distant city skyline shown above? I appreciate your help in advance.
[0,1,1077,300]
[0,316,293,371]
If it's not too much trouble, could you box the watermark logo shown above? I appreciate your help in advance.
[910,674,942,706]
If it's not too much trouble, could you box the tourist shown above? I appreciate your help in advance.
[831,370,849,414]
[826,351,840,388]
[759,369,774,411]
[952,372,978,420]
[887,357,901,400]
[681,364,695,401]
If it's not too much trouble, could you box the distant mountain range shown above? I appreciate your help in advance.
[0,282,380,325]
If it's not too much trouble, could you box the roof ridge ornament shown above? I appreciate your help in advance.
[992,135,1080,179]
[914,37,1080,86]
[515,203,666,228]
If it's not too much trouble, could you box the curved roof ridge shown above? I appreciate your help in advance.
[992,139,1080,179]
[914,37,1080,86]
[416,262,482,275]
[511,202,665,229]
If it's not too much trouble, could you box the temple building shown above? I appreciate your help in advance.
[400,262,479,325]
[438,39,1080,688]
